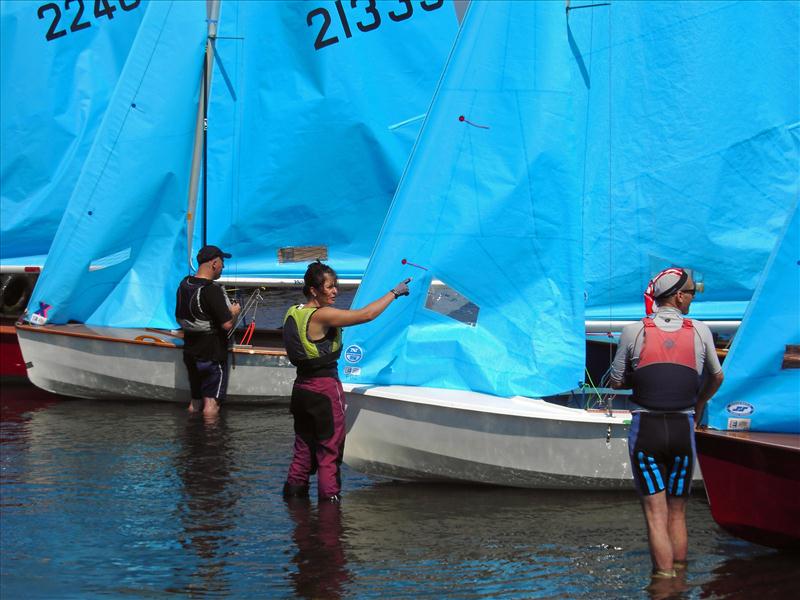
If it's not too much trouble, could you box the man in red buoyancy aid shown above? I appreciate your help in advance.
[610,268,724,579]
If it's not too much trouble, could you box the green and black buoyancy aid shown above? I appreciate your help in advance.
[282,305,342,376]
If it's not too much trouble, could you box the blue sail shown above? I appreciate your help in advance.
[704,200,800,433]
[24,0,457,327]
[201,0,458,280]
[567,1,800,321]
[0,0,146,268]
[25,1,207,327]
[341,1,585,398]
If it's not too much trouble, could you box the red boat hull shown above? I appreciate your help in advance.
[696,429,800,550]
[0,323,27,378]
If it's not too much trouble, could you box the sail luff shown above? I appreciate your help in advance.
[25,1,209,328]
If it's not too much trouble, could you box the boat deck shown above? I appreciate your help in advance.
[343,384,632,424]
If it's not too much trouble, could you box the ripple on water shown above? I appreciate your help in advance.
[1,393,797,599]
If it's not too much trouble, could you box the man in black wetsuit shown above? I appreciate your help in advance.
[610,268,723,579]
[175,245,240,416]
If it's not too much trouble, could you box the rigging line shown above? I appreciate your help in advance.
[583,368,604,406]
[227,288,263,338]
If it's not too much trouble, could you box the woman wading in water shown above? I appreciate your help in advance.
[282,260,410,503]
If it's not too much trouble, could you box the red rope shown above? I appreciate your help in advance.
[240,321,255,345]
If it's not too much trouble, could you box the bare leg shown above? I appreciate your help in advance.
[641,491,675,574]
[188,398,203,413]
[203,397,220,416]
[667,496,688,563]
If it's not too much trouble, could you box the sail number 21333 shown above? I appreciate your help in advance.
[37,0,141,42]
[307,0,444,51]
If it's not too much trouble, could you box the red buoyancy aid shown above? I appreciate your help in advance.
[632,318,700,411]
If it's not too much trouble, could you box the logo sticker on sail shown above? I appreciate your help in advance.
[343,366,361,377]
[727,418,751,431]
[28,301,52,325]
[344,345,363,363]
[726,401,754,416]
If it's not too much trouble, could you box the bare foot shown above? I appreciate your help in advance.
[203,397,220,416]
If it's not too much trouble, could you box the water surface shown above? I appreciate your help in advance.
[2,384,797,598]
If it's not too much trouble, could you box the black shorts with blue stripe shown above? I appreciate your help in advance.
[628,411,695,497]
[183,355,229,401]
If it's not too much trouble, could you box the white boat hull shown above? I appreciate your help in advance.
[17,324,294,403]
[343,384,702,490]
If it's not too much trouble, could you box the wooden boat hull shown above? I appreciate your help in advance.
[343,384,702,490]
[16,323,294,403]
[696,429,800,549]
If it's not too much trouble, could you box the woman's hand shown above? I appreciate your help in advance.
[391,278,412,298]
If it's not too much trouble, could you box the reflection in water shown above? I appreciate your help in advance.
[3,397,798,598]
[0,383,59,426]
[175,412,240,596]
[287,498,351,599]
[700,551,800,599]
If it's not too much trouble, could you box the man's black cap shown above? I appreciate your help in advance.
[196,244,232,265]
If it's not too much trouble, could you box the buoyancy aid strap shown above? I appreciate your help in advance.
[298,346,343,369]
[284,305,321,359]
[176,277,215,331]
[637,318,696,371]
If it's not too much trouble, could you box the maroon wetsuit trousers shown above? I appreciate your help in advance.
[286,376,346,500]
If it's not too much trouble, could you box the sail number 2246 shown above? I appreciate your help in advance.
[307,0,444,51]
[37,0,141,42]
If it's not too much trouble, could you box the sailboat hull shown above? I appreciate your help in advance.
[696,430,800,549]
[344,384,702,490]
[1,322,26,378]
[16,324,294,403]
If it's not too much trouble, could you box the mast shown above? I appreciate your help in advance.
[186,0,221,270]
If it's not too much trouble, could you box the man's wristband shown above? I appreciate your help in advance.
[390,289,399,299]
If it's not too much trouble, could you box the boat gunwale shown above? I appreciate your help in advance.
[696,428,800,453]
[15,323,286,356]
[343,383,632,425]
